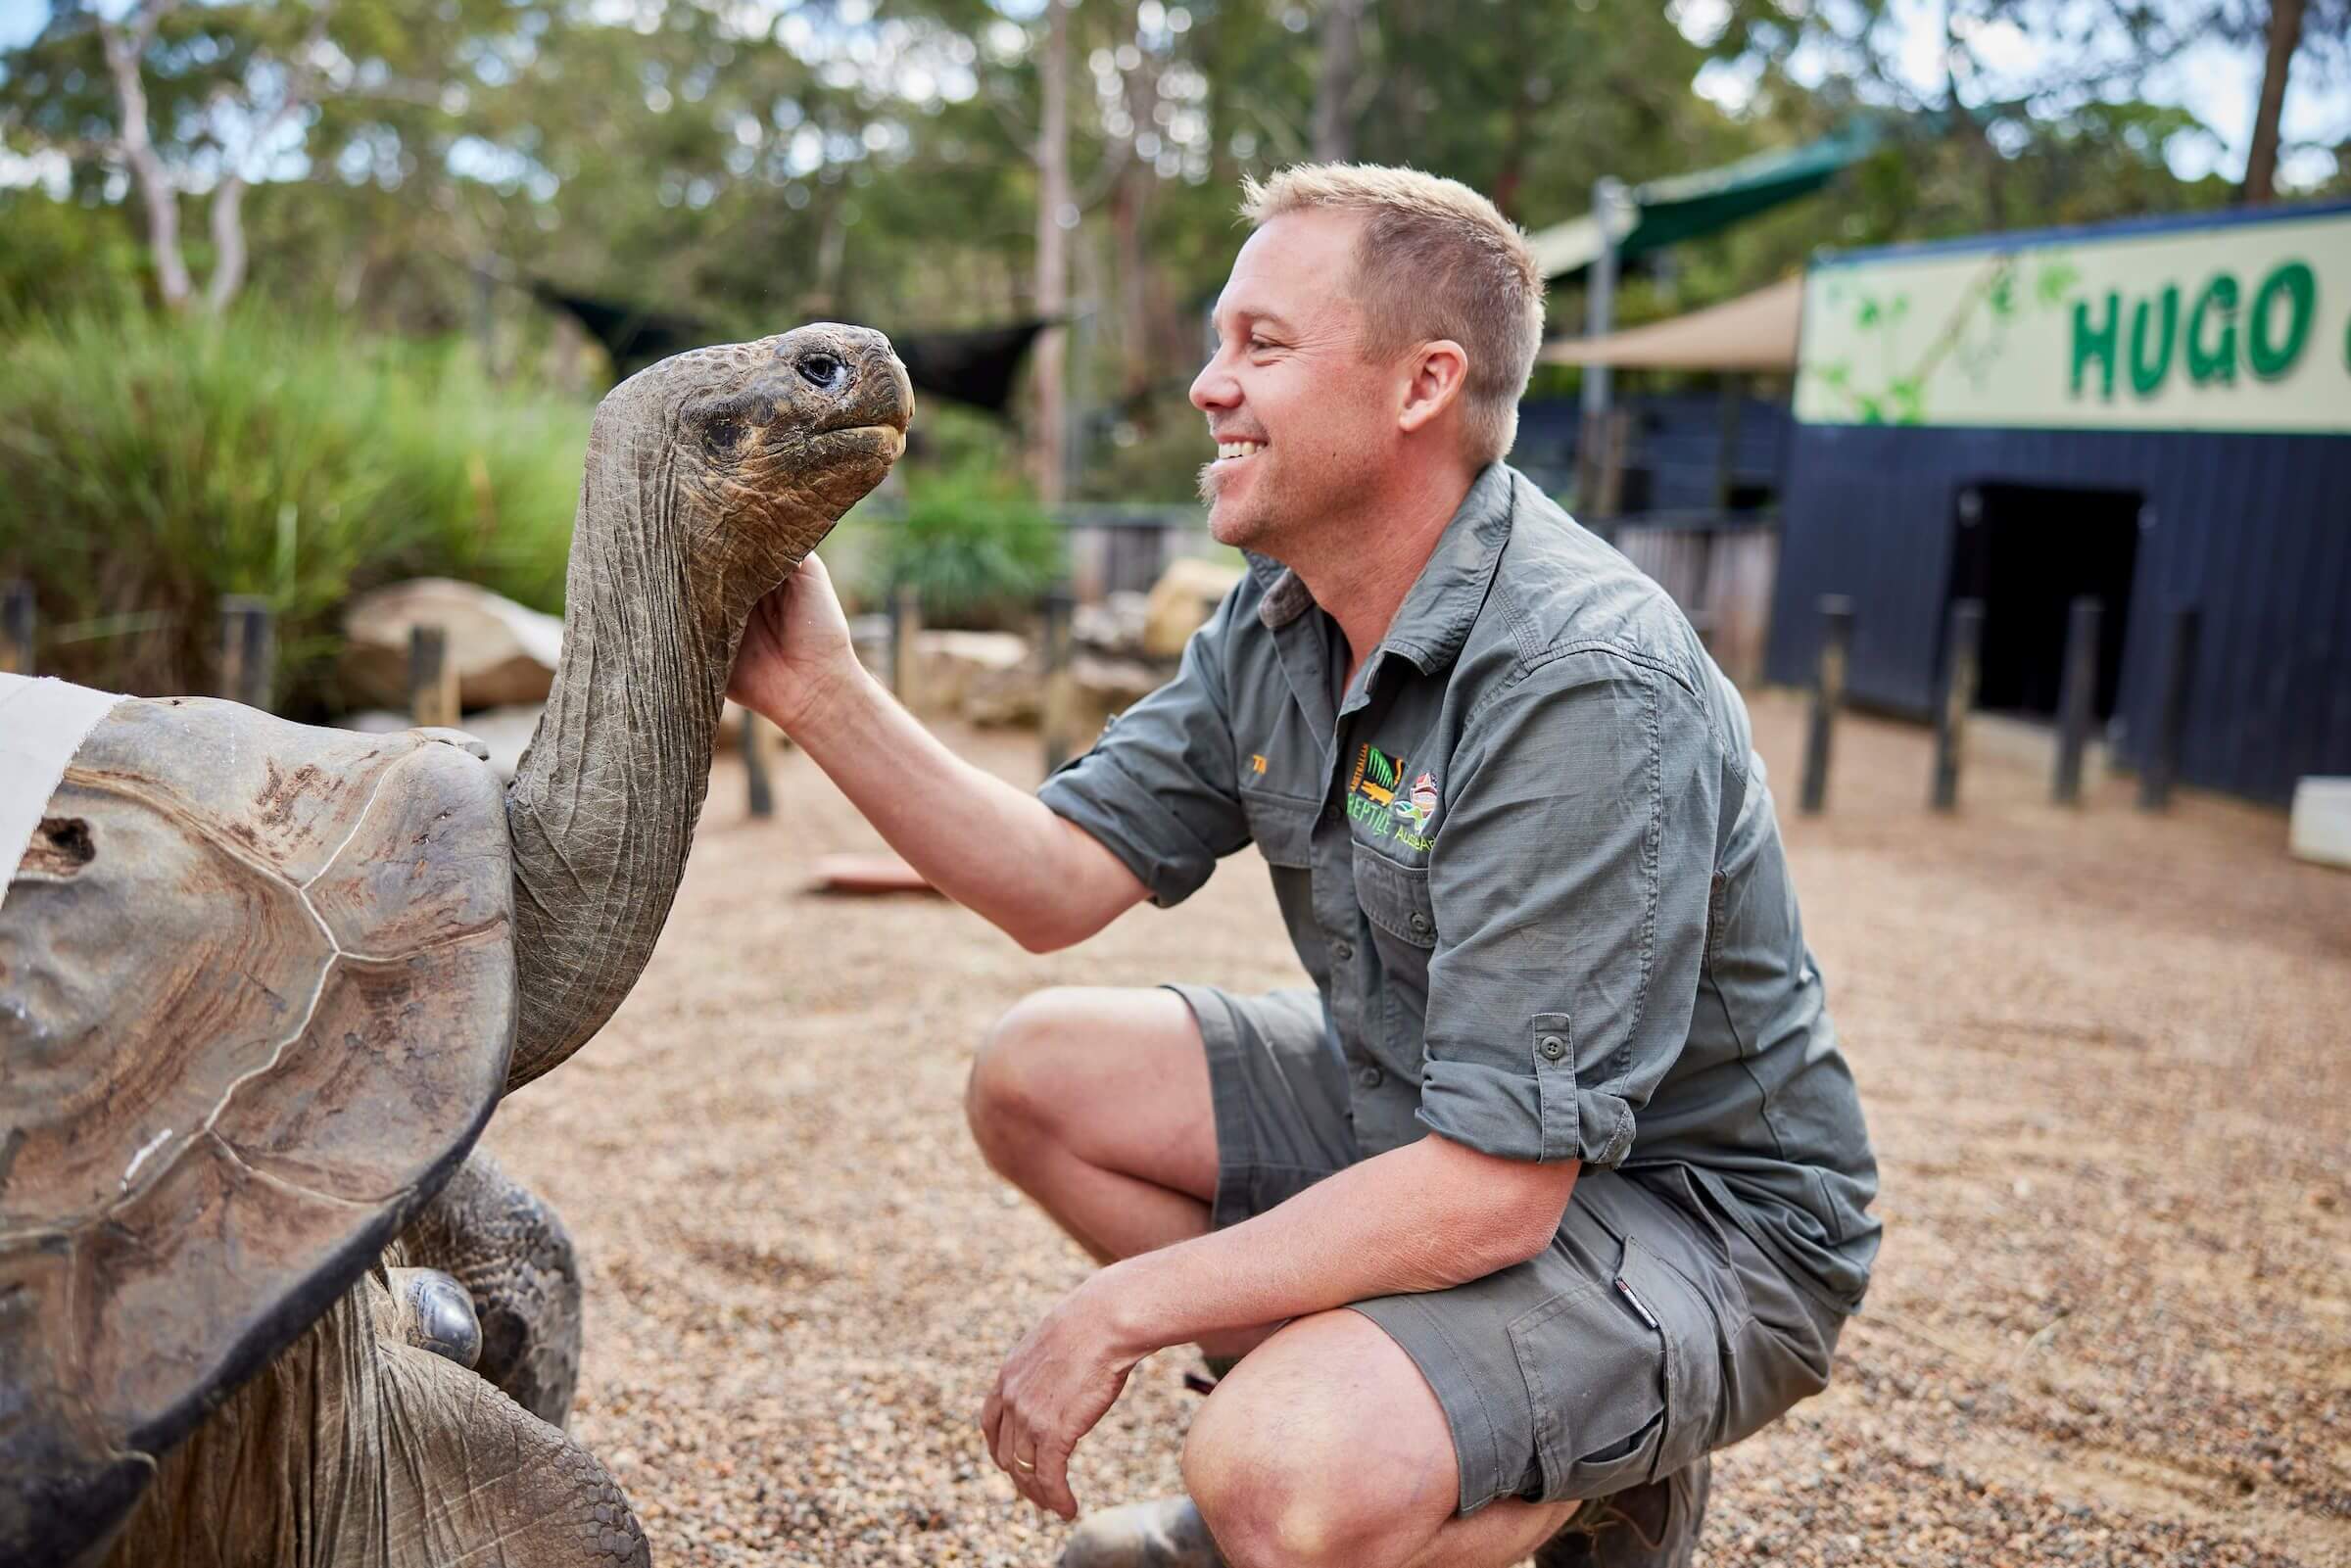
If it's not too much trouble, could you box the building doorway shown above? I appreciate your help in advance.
[1946,483,2142,721]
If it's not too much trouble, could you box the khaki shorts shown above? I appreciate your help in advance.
[1171,983,1847,1515]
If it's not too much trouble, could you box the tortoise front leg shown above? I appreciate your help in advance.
[372,1332,650,1568]
[394,1149,582,1427]
[102,1275,648,1568]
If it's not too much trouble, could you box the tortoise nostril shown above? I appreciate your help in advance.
[796,353,845,390]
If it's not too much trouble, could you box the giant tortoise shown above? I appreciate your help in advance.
[0,324,912,1568]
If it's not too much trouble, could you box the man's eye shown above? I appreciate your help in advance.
[1249,337,1275,353]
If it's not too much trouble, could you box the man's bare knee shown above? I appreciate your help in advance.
[1181,1311,1462,1568]
[965,988,1083,1175]
[1184,1382,1407,1568]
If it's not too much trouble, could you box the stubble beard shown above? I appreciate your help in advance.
[1199,455,1286,552]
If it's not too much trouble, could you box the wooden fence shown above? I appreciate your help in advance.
[1607,514,1779,686]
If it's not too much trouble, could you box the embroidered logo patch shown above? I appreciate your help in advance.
[1346,743,1438,850]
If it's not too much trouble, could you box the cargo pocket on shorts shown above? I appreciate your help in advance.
[1508,1236,1728,1502]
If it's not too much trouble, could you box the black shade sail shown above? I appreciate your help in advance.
[532,284,1052,417]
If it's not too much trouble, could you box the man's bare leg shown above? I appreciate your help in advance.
[966,986,1271,1360]
[1181,1308,1572,1568]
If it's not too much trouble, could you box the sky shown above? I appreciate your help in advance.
[1,0,2342,192]
[1672,0,2347,188]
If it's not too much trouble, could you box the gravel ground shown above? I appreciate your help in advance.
[487,689,2351,1568]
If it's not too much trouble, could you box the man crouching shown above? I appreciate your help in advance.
[730,164,1881,1568]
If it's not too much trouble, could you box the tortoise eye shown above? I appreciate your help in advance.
[795,353,843,389]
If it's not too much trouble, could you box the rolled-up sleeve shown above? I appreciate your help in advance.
[1416,649,1721,1166]
[1036,590,1251,908]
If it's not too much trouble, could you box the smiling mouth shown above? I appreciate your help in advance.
[1215,440,1265,462]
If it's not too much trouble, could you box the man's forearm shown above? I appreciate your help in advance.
[774,664,1145,949]
[1086,1134,1580,1356]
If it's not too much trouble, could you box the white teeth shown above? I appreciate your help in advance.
[1217,441,1263,460]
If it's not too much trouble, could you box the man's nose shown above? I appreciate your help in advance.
[1189,356,1236,413]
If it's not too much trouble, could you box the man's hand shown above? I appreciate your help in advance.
[980,1280,1142,1519]
[728,553,863,736]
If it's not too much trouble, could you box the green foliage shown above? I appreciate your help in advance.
[864,460,1064,630]
[0,309,585,712]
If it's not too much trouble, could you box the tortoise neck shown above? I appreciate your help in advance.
[501,411,740,1093]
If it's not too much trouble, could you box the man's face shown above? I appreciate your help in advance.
[1189,209,1400,553]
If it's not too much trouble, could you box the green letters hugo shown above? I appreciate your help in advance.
[2072,259,2322,403]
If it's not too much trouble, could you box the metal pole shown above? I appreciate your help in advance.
[408,624,458,729]
[741,710,774,819]
[2053,595,2101,805]
[890,583,923,708]
[2137,604,2200,811]
[1931,599,1984,811]
[1,580,33,675]
[1578,175,1627,513]
[1799,595,1853,816]
[1040,583,1077,774]
[217,595,275,712]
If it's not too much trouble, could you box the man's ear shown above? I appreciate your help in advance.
[1398,340,1469,435]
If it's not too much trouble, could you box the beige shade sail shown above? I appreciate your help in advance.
[1538,276,1803,372]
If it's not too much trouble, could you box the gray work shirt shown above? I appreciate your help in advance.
[1038,463,1880,1310]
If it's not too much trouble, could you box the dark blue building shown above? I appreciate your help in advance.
[1765,201,2351,805]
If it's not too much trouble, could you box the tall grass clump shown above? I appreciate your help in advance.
[0,309,588,713]
[862,457,1065,629]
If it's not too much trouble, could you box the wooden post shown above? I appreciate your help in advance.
[408,624,459,729]
[1040,583,1077,774]
[741,709,774,819]
[217,596,275,712]
[2053,595,2101,805]
[1931,599,1984,812]
[889,583,923,707]
[1799,595,1853,817]
[2137,604,2199,811]
[1713,374,1746,515]
[1,580,33,675]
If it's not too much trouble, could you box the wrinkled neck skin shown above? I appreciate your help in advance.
[502,401,823,1092]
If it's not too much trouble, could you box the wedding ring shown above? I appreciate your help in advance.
[1013,1455,1037,1471]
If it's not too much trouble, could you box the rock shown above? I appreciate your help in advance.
[1141,557,1245,659]
[1044,652,1167,760]
[1073,593,1150,658]
[905,631,1032,721]
[341,578,563,710]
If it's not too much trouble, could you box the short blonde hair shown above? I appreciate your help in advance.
[1241,164,1546,466]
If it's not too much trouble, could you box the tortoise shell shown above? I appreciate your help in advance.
[0,692,515,1565]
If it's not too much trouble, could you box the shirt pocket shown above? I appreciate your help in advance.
[1351,841,1436,947]
[1241,787,1318,869]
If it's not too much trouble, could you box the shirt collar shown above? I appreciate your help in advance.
[1250,461,1515,676]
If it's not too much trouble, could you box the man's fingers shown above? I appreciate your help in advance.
[981,1387,1002,1449]
[1035,1441,1078,1520]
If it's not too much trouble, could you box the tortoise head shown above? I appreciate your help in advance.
[600,322,912,620]
[501,325,911,1094]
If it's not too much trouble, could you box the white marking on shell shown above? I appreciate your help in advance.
[121,1126,172,1189]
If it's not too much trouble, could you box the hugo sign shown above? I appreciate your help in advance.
[1796,206,2351,435]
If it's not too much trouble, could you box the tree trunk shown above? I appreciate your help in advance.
[100,17,192,312]
[206,177,252,314]
[1313,0,1366,163]
[1031,0,1073,504]
[1117,0,1161,412]
[2242,0,2306,206]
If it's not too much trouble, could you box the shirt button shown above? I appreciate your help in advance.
[1358,1065,1385,1089]
[1331,939,1354,961]
[1538,1033,1568,1062]
[1408,912,1432,936]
